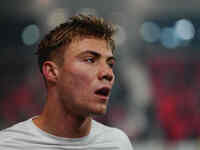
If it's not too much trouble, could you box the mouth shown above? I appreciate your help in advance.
[94,87,111,99]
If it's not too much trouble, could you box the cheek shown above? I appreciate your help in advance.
[61,64,96,92]
[71,66,95,89]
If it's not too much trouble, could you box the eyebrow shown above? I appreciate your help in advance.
[80,50,116,61]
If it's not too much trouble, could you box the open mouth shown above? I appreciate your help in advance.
[95,87,110,97]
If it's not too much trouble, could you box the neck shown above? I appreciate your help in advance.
[33,90,92,138]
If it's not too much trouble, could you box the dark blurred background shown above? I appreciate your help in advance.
[1,0,200,149]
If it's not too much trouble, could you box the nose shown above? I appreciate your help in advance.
[98,65,115,84]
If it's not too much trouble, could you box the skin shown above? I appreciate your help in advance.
[33,37,115,138]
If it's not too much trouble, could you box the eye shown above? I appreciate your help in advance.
[108,59,115,69]
[108,62,115,68]
[85,57,95,63]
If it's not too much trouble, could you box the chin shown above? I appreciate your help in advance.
[90,107,107,116]
[80,103,108,117]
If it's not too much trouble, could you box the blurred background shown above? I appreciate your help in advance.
[1,0,200,149]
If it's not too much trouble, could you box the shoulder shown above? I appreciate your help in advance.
[92,119,128,138]
[0,118,33,143]
[92,120,134,150]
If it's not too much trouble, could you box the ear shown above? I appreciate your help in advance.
[42,61,59,83]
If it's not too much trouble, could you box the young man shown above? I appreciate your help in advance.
[0,14,133,150]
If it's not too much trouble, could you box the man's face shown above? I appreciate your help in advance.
[56,37,115,117]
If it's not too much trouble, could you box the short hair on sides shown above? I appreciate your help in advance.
[35,14,116,74]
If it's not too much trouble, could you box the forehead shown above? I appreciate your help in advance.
[65,37,113,57]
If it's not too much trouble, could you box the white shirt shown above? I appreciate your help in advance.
[0,117,133,150]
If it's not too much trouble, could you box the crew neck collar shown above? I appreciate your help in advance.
[29,116,95,144]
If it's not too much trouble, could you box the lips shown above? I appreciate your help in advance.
[95,87,110,98]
